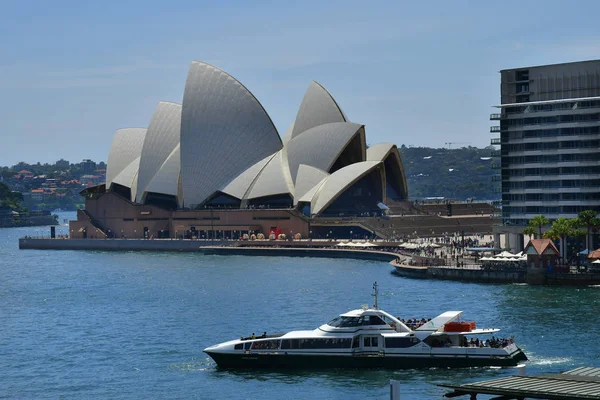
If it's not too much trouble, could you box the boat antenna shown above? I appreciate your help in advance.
[372,281,379,309]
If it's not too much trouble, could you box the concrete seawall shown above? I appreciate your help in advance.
[18,238,400,263]
[392,263,525,283]
[392,263,600,285]
[19,238,233,251]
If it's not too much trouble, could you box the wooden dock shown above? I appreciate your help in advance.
[440,366,600,399]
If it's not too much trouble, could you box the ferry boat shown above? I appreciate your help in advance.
[204,283,527,369]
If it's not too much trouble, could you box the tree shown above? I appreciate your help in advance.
[0,182,27,212]
[523,226,536,239]
[543,218,581,264]
[574,210,600,252]
[528,215,549,238]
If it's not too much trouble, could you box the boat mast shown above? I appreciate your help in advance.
[372,281,379,309]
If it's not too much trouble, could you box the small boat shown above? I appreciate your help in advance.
[204,282,527,369]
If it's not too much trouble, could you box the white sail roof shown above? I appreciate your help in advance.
[281,122,295,146]
[180,61,282,208]
[297,176,328,203]
[135,102,181,203]
[309,161,383,215]
[111,156,141,201]
[367,142,408,201]
[144,144,181,200]
[221,153,276,200]
[244,150,294,200]
[286,122,364,184]
[291,81,347,140]
[106,128,147,190]
[367,143,395,161]
[294,164,329,204]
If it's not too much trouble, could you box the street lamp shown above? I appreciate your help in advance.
[350,230,353,240]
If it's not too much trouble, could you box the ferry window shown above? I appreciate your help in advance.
[327,316,361,327]
[244,342,252,350]
[368,316,386,325]
[385,337,416,348]
[281,339,299,349]
[352,336,359,348]
[295,338,352,349]
[234,343,243,350]
[371,337,378,346]
[364,337,371,347]
[251,340,280,350]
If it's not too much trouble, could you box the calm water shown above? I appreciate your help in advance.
[1,212,599,399]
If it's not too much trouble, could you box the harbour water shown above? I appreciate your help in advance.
[2,212,599,399]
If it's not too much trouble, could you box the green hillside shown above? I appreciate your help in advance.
[397,146,499,201]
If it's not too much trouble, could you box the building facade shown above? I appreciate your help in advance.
[491,60,600,229]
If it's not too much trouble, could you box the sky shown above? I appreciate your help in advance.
[1,0,600,166]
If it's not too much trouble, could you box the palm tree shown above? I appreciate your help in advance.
[574,210,599,253]
[528,215,549,238]
[523,226,536,239]
[543,218,581,264]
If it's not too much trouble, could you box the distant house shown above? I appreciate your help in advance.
[80,175,103,186]
[30,189,44,201]
[18,170,33,180]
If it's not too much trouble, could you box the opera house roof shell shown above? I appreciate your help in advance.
[104,61,407,216]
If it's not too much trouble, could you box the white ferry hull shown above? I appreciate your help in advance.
[205,348,527,369]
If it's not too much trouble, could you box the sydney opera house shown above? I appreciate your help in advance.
[71,61,408,239]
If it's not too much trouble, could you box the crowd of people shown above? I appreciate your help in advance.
[480,260,527,272]
[462,336,515,348]
[429,336,515,348]
[399,317,432,330]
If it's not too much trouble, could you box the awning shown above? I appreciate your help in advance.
[377,202,389,210]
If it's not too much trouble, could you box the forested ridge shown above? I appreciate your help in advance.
[397,146,499,201]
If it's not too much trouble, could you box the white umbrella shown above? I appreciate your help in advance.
[362,242,378,247]
[498,251,517,258]
[336,242,348,247]
[592,259,600,264]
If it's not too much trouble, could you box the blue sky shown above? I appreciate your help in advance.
[1,0,600,166]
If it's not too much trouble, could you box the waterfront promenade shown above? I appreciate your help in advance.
[20,235,600,285]
[18,237,406,263]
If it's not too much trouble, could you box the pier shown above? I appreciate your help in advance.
[440,366,600,399]
[18,237,401,263]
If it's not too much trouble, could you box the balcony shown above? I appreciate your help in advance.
[491,175,502,182]
[490,126,501,133]
[490,113,502,120]
[491,150,501,157]
[491,163,501,169]
[490,138,501,145]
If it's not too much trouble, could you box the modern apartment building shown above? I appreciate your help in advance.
[490,60,600,250]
